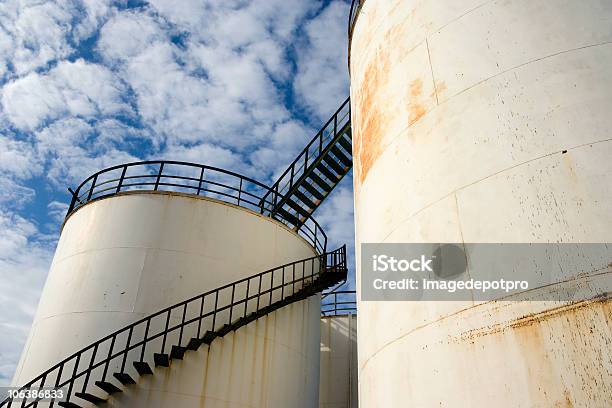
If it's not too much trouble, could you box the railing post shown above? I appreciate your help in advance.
[101,335,116,381]
[237,178,243,206]
[140,319,150,362]
[178,303,187,346]
[81,344,98,392]
[197,295,205,338]
[87,174,97,201]
[121,327,133,373]
[212,291,219,331]
[67,188,79,215]
[228,285,235,324]
[244,279,250,318]
[160,310,171,353]
[66,353,81,404]
[154,162,164,191]
[197,167,204,195]
[116,165,127,193]
[334,113,337,136]
[49,363,64,408]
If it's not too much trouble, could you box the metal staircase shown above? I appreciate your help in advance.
[261,97,353,230]
[3,95,355,407]
[1,247,347,407]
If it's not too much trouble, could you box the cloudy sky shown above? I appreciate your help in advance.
[0,0,354,385]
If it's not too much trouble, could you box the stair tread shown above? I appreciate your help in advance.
[308,172,332,191]
[276,208,299,226]
[217,324,232,337]
[95,380,122,394]
[58,402,83,408]
[154,353,170,367]
[75,392,107,404]
[170,345,186,360]
[338,134,352,152]
[315,162,339,181]
[113,372,136,385]
[133,360,153,375]
[202,331,217,345]
[187,337,202,350]
[322,153,344,174]
[301,181,324,200]
[293,189,318,209]
[284,198,311,218]
[331,145,352,167]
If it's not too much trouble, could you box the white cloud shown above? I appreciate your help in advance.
[35,117,140,185]
[0,1,74,75]
[97,11,166,63]
[0,210,52,385]
[2,59,131,130]
[294,1,350,120]
[0,137,41,179]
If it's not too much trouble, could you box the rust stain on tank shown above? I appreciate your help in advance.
[455,294,610,342]
[354,46,390,186]
[408,78,427,125]
[410,78,423,97]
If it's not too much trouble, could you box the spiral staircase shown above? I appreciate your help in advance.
[2,96,353,407]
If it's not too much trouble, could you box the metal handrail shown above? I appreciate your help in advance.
[260,97,351,220]
[1,246,347,408]
[64,160,327,254]
[321,290,356,316]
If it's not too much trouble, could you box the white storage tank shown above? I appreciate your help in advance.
[350,0,612,406]
[13,189,322,407]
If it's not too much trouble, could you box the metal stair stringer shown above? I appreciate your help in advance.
[263,97,353,230]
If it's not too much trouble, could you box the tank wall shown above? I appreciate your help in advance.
[106,297,321,408]
[13,192,319,407]
[319,315,358,408]
[350,0,612,406]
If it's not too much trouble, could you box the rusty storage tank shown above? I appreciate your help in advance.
[12,163,323,408]
[350,0,612,406]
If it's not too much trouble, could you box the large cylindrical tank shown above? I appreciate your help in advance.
[350,0,612,406]
[319,315,358,408]
[13,192,321,407]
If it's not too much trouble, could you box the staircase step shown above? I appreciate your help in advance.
[154,353,170,367]
[113,372,136,385]
[187,337,202,350]
[58,401,83,408]
[276,208,299,226]
[293,189,318,209]
[95,381,122,394]
[331,145,352,167]
[323,153,344,174]
[257,305,274,316]
[202,331,217,345]
[75,392,106,404]
[338,134,352,152]
[170,345,186,360]
[133,361,153,375]
[285,198,311,218]
[217,324,232,337]
[308,172,332,192]
[301,180,325,200]
[245,312,259,324]
[315,162,339,181]
[230,317,246,331]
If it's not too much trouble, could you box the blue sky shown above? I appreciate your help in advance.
[0,0,354,385]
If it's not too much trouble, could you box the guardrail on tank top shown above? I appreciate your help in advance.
[65,160,327,254]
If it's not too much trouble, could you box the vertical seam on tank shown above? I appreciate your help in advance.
[425,37,439,106]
